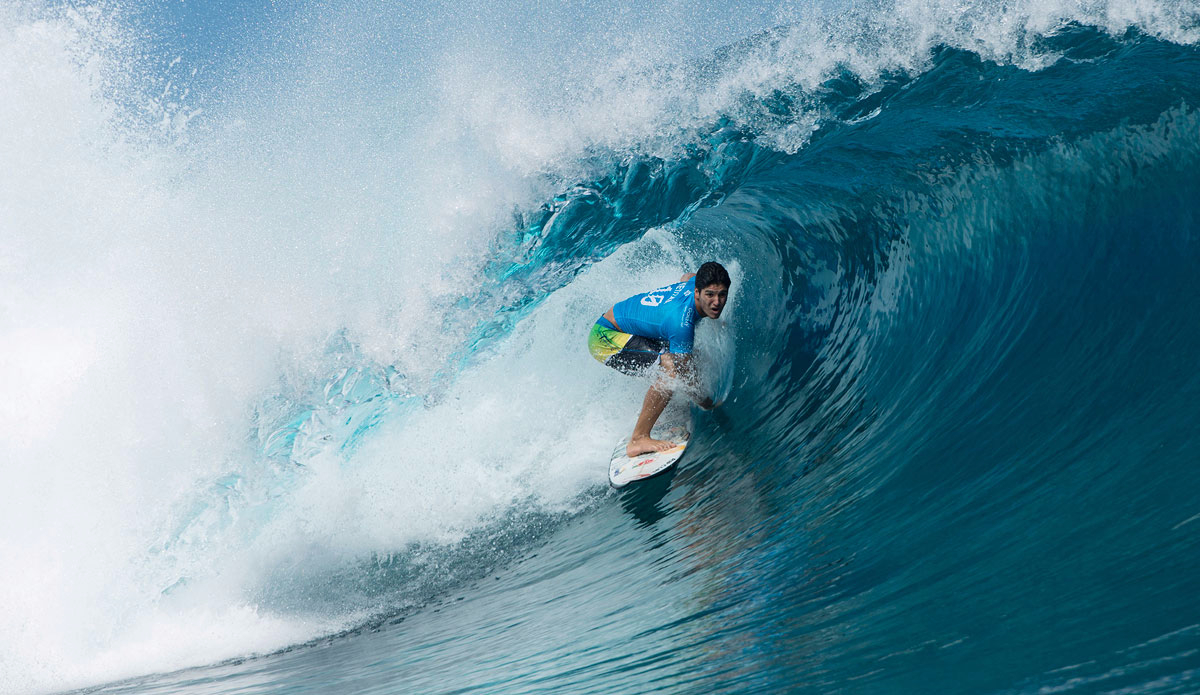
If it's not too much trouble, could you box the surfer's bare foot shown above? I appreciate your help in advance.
[627,436,675,457]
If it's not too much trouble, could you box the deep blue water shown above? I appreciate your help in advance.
[5,2,1200,694]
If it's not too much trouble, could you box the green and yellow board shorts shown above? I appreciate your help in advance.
[588,318,668,375]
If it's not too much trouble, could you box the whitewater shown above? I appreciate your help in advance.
[2,0,1200,693]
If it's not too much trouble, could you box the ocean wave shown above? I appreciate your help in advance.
[3,3,1200,693]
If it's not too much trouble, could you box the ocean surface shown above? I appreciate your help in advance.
[3,0,1200,693]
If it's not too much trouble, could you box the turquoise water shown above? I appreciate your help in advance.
[3,1,1200,693]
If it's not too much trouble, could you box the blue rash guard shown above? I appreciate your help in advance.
[609,278,697,354]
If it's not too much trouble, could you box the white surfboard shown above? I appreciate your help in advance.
[608,423,691,488]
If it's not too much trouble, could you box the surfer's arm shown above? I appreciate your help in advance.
[680,272,696,282]
[664,354,716,409]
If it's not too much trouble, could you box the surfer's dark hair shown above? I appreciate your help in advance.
[696,261,731,289]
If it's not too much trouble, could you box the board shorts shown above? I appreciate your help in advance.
[588,318,668,375]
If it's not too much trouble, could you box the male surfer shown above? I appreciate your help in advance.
[588,261,731,457]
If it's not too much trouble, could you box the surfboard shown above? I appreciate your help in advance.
[608,423,690,488]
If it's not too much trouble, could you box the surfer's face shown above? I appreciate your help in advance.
[695,283,729,319]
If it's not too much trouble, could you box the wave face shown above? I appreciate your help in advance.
[3,0,1200,693]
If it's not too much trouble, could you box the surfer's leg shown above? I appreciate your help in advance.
[627,376,676,457]
[588,322,666,376]
[588,322,630,367]
[589,322,675,456]
[608,334,668,375]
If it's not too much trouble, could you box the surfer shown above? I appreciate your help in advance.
[588,261,731,457]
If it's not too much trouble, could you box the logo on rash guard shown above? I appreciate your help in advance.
[641,294,664,306]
